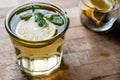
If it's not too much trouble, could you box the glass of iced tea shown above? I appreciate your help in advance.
[5,2,69,76]
[79,0,120,33]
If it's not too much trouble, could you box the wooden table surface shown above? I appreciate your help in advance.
[1,0,120,80]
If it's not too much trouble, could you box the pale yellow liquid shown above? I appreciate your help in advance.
[11,36,64,76]
[8,5,67,76]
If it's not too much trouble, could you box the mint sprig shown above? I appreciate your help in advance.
[32,5,47,27]
[34,13,47,27]
[20,14,32,21]
[20,5,64,27]
[51,15,64,25]
[20,5,41,21]
[45,14,64,25]
[32,5,40,13]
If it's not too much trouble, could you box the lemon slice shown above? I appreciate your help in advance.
[85,9,106,26]
[15,16,56,41]
[81,1,106,26]
[90,0,116,12]
[81,1,95,11]
[110,0,116,6]
[81,1,94,18]
[92,10,106,26]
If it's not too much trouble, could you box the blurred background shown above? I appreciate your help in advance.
[0,0,79,17]
[0,0,80,27]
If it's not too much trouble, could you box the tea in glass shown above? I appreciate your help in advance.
[5,2,69,76]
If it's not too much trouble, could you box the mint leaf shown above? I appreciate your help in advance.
[51,15,64,25]
[34,13,47,27]
[32,5,40,13]
[20,14,32,21]
[45,14,64,25]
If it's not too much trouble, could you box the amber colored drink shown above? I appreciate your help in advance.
[5,2,69,76]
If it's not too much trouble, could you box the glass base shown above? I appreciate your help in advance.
[18,52,63,76]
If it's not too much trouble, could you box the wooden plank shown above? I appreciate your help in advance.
[0,64,27,80]
[0,38,14,52]
[0,7,13,18]
[64,38,90,54]
[65,7,82,27]
[17,0,80,9]
[0,27,9,39]
[0,0,18,8]
[65,26,87,40]
[63,26,120,69]
[64,29,120,66]
[62,57,120,80]
[0,18,4,27]
[99,73,120,80]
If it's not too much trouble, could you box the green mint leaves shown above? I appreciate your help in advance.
[20,13,47,27]
[32,5,40,13]
[20,5,40,21]
[20,14,32,21]
[32,5,47,27]
[45,14,64,25]
[51,15,64,25]
[34,13,47,27]
[20,5,64,27]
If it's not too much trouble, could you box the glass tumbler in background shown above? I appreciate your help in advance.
[79,0,120,33]
[5,2,69,76]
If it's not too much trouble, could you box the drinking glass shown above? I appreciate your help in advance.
[5,2,69,76]
[79,0,120,33]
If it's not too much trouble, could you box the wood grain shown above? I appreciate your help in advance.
[1,0,120,80]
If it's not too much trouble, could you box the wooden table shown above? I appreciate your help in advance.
[1,0,120,80]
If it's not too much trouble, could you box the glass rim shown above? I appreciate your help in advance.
[81,0,120,13]
[5,1,69,43]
